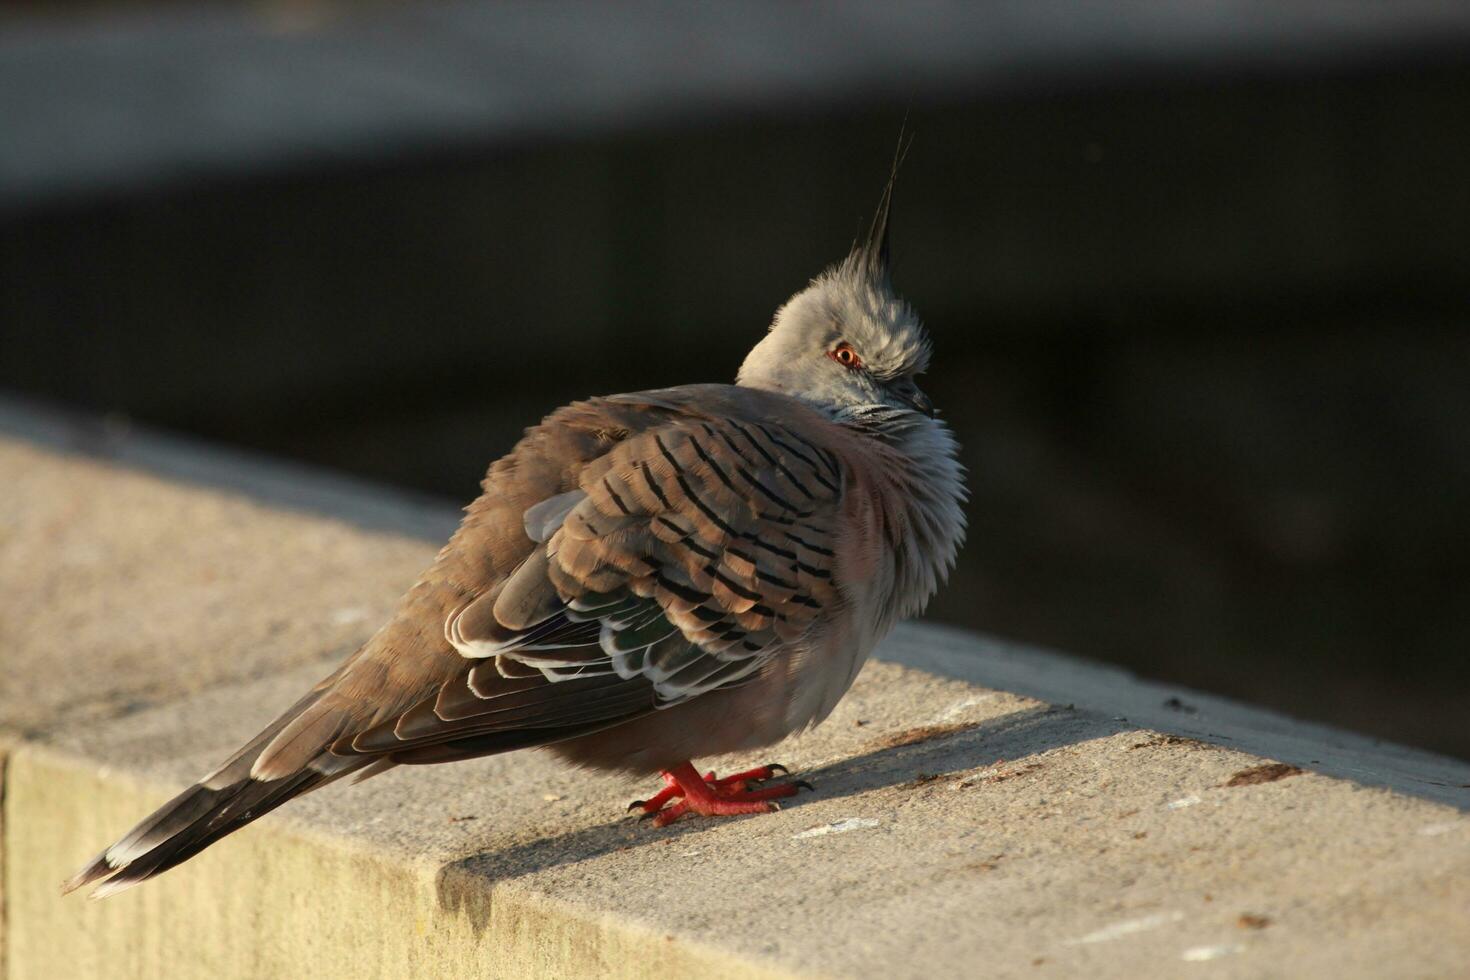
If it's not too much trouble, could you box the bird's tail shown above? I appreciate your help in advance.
[62,686,363,899]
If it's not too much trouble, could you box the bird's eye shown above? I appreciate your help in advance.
[828,343,863,370]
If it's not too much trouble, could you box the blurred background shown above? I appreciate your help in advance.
[2,2,1467,758]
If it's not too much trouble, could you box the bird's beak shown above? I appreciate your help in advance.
[892,379,936,418]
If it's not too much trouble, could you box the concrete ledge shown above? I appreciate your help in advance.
[3,404,1469,978]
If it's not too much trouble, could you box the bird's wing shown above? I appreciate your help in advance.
[450,411,846,693]
[350,397,849,760]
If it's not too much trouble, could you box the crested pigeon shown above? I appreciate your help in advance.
[65,166,967,898]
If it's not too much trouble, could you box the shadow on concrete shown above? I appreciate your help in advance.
[435,704,1120,931]
[884,626,1470,813]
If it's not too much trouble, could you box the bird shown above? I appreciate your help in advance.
[64,157,967,899]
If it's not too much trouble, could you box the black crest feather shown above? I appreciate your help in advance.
[856,126,915,284]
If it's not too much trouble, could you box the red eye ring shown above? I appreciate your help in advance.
[829,343,863,370]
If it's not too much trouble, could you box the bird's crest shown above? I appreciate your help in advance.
[849,126,915,286]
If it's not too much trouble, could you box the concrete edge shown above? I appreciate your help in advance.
[9,647,1465,979]
[5,741,797,980]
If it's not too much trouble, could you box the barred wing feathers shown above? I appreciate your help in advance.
[447,409,847,705]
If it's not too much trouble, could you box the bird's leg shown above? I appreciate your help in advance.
[708,763,789,790]
[626,771,682,814]
[630,761,812,827]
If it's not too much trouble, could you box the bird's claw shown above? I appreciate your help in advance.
[628,761,813,826]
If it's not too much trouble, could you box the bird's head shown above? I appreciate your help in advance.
[736,159,934,422]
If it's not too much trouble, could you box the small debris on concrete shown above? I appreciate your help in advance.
[966,854,1005,872]
[1224,763,1303,787]
[1166,795,1202,810]
[1163,696,1198,714]
[874,723,977,750]
[447,814,478,823]
[1181,943,1243,961]
[792,817,880,840]
[1130,733,1213,751]
[986,762,1043,784]
[938,694,996,720]
[541,793,563,802]
[952,761,1043,790]
[1064,910,1184,945]
[1237,913,1271,930]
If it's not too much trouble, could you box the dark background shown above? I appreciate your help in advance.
[3,3,1468,757]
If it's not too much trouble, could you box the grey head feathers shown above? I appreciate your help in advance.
[736,142,935,422]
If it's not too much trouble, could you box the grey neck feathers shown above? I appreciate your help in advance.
[836,405,968,620]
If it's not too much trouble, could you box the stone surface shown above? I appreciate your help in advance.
[0,427,442,739]
[3,411,1469,979]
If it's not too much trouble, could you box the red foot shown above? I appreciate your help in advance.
[628,761,813,828]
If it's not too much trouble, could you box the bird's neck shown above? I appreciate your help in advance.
[840,407,968,620]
